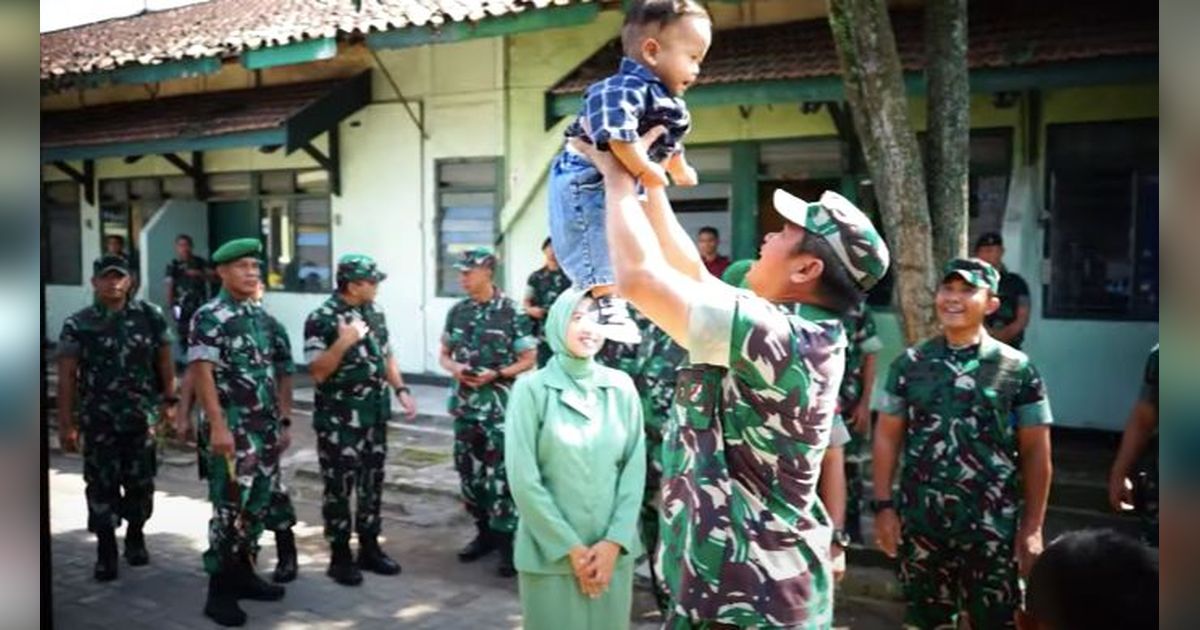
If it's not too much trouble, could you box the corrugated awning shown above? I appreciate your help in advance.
[41,70,371,163]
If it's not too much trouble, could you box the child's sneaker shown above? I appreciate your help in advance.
[592,295,642,345]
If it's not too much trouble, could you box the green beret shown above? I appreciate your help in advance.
[772,190,891,291]
[942,257,1000,294]
[337,254,387,284]
[453,247,497,271]
[212,238,262,265]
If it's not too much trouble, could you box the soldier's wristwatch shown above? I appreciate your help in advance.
[831,529,851,548]
[869,498,895,514]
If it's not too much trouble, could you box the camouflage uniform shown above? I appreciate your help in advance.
[838,303,882,539]
[59,298,172,533]
[659,190,889,628]
[524,265,571,368]
[875,333,1053,629]
[189,288,286,575]
[443,285,536,535]
[165,255,212,356]
[303,287,393,545]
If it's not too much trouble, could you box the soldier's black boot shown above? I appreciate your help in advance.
[233,553,285,601]
[124,522,149,566]
[94,528,118,581]
[272,529,298,583]
[496,533,516,578]
[203,571,247,627]
[357,535,401,576]
[326,542,363,586]
[457,519,495,562]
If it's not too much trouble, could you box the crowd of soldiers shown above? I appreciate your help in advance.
[54,222,1157,629]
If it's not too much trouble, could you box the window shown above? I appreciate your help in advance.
[1045,119,1158,320]
[42,181,82,285]
[436,158,500,297]
[258,170,332,293]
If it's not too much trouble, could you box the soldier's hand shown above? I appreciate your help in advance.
[849,401,871,434]
[210,422,235,457]
[1016,528,1044,578]
[1108,474,1135,512]
[398,390,418,420]
[873,507,901,558]
[526,306,547,320]
[830,542,847,583]
[59,424,80,453]
[159,403,177,428]
[337,316,370,344]
[476,368,499,386]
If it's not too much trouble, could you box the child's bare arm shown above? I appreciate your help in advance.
[665,151,698,187]
[609,140,668,188]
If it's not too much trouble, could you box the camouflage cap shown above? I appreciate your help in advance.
[337,253,387,284]
[942,257,1000,294]
[772,189,890,290]
[212,237,262,264]
[453,247,497,271]
[93,254,130,276]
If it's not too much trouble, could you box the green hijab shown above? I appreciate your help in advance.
[544,286,596,387]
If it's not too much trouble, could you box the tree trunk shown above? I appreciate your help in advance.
[925,0,970,269]
[828,0,939,344]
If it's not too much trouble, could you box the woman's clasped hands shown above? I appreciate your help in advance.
[568,541,622,599]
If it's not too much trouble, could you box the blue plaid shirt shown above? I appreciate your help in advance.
[564,57,691,163]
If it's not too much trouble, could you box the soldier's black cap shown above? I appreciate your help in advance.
[93,254,130,277]
[975,232,1003,249]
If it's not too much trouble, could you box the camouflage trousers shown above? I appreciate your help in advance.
[201,413,283,575]
[197,414,295,532]
[640,412,668,610]
[898,528,1020,630]
[315,407,388,544]
[843,423,869,539]
[82,428,156,532]
[453,412,516,534]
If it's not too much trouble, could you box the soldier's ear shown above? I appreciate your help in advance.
[984,294,1001,316]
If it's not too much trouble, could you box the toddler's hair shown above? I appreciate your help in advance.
[621,0,711,58]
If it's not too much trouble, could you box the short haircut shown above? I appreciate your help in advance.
[621,0,711,58]
[175,234,193,246]
[105,234,125,246]
[542,237,552,250]
[794,232,864,315]
[698,226,719,239]
[1025,529,1158,630]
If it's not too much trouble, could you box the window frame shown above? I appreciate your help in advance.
[434,157,504,298]
[42,180,83,286]
[259,190,334,295]
[1041,118,1159,322]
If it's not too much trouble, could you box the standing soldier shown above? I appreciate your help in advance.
[524,237,572,368]
[872,258,1054,630]
[304,254,417,586]
[56,254,176,582]
[439,248,537,578]
[838,302,881,542]
[974,233,1032,349]
[1108,344,1159,546]
[164,234,214,363]
[190,239,289,627]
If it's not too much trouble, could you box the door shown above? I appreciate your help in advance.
[757,178,840,242]
[207,200,261,252]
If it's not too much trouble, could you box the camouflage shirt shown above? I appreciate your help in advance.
[442,287,536,418]
[267,312,296,378]
[303,294,391,416]
[58,299,172,433]
[524,266,571,340]
[165,256,212,316]
[633,318,688,431]
[839,303,883,412]
[187,289,279,424]
[660,289,845,627]
[874,335,1053,537]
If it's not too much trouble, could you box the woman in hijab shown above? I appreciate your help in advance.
[505,287,647,630]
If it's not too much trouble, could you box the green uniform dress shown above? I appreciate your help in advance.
[874,334,1053,629]
[59,298,173,533]
[505,287,646,630]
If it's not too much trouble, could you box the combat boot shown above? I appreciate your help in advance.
[203,571,247,627]
[94,528,118,581]
[124,521,149,566]
[326,542,363,586]
[496,533,516,578]
[272,528,298,583]
[233,553,285,601]
[457,518,495,562]
[357,535,401,575]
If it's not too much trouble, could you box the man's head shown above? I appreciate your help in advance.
[974,232,1005,268]
[104,234,125,255]
[747,190,889,314]
[336,254,387,304]
[621,0,712,96]
[1018,529,1158,630]
[542,237,558,267]
[936,257,1001,333]
[91,254,131,303]
[455,247,497,297]
[697,226,720,258]
[174,234,194,259]
[211,237,263,299]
